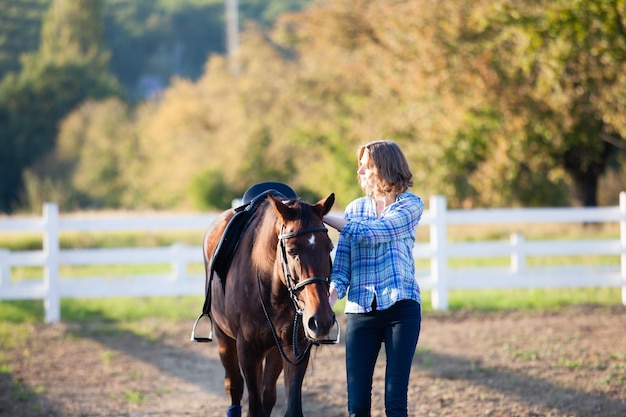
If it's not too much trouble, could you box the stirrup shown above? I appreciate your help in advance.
[315,317,341,345]
[190,313,213,342]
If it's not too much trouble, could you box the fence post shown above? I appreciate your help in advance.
[171,243,186,280]
[510,233,526,274]
[430,195,448,310]
[0,249,8,287]
[619,191,626,305]
[43,203,61,323]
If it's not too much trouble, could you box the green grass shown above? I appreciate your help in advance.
[0,284,622,324]
[0,296,204,323]
[61,296,204,322]
[413,254,620,269]
[122,389,146,405]
[9,263,205,281]
[0,321,32,350]
[431,287,622,311]
[0,230,202,251]
[0,300,44,323]
[332,287,622,314]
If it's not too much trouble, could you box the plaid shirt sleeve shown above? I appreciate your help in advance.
[330,191,424,313]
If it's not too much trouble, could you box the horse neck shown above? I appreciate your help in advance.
[250,203,281,275]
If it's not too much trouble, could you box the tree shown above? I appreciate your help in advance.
[103,0,226,95]
[104,0,626,209]
[0,0,123,212]
[0,0,50,80]
[50,98,135,209]
[268,0,475,206]
[39,0,107,63]
[9,0,621,211]
[459,0,626,206]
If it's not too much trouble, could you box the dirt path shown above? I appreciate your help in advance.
[2,305,626,417]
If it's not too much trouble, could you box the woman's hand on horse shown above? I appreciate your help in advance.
[329,287,339,308]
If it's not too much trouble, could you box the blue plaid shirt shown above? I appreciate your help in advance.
[330,191,424,313]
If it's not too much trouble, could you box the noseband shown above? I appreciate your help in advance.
[278,225,330,313]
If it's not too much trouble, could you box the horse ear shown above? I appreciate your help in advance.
[315,193,335,217]
[267,193,293,221]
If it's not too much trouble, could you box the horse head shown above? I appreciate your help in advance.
[268,193,336,342]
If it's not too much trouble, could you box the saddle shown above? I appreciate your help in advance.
[191,182,297,342]
[210,182,298,282]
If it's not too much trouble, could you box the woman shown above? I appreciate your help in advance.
[323,139,424,417]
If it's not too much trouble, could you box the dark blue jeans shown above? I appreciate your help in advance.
[345,299,421,417]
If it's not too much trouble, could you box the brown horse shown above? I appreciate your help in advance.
[200,190,337,417]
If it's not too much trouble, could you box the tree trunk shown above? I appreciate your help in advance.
[563,137,616,207]
[569,171,599,207]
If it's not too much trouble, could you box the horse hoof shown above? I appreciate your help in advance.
[226,404,242,417]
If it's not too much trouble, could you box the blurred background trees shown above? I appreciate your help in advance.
[0,0,123,213]
[457,0,626,208]
[0,0,624,213]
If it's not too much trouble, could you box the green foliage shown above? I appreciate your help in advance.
[0,58,123,212]
[102,0,312,95]
[39,0,108,65]
[443,108,498,207]
[459,0,626,206]
[188,169,237,210]
[155,0,591,208]
[21,169,77,213]
[104,0,225,94]
[0,0,309,93]
[2,0,625,212]
[44,98,136,210]
[240,0,310,28]
[0,0,124,213]
[0,0,50,79]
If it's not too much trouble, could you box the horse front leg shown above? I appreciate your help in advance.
[237,338,267,417]
[262,347,283,414]
[282,352,311,417]
[215,326,244,417]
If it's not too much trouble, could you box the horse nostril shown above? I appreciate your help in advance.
[307,313,335,337]
[307,316,319,333]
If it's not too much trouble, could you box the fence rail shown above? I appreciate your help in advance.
[1,194,626,323]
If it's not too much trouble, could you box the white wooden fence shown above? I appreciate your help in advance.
[1,194,625,323]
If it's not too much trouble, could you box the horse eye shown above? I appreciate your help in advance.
[288,249,299,258]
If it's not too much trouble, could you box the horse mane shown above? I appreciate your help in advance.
[249,196,314,274]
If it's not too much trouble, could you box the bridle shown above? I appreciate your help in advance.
[257,223,335,365]
[278,225,331,313]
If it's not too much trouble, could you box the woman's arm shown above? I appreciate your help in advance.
[337,196,424,244]
[323,214,348,231]
[328,286,339,308]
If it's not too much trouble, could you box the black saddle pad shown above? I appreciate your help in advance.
[210,182,297,282]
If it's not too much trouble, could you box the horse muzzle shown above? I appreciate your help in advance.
[303,311,341,344]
